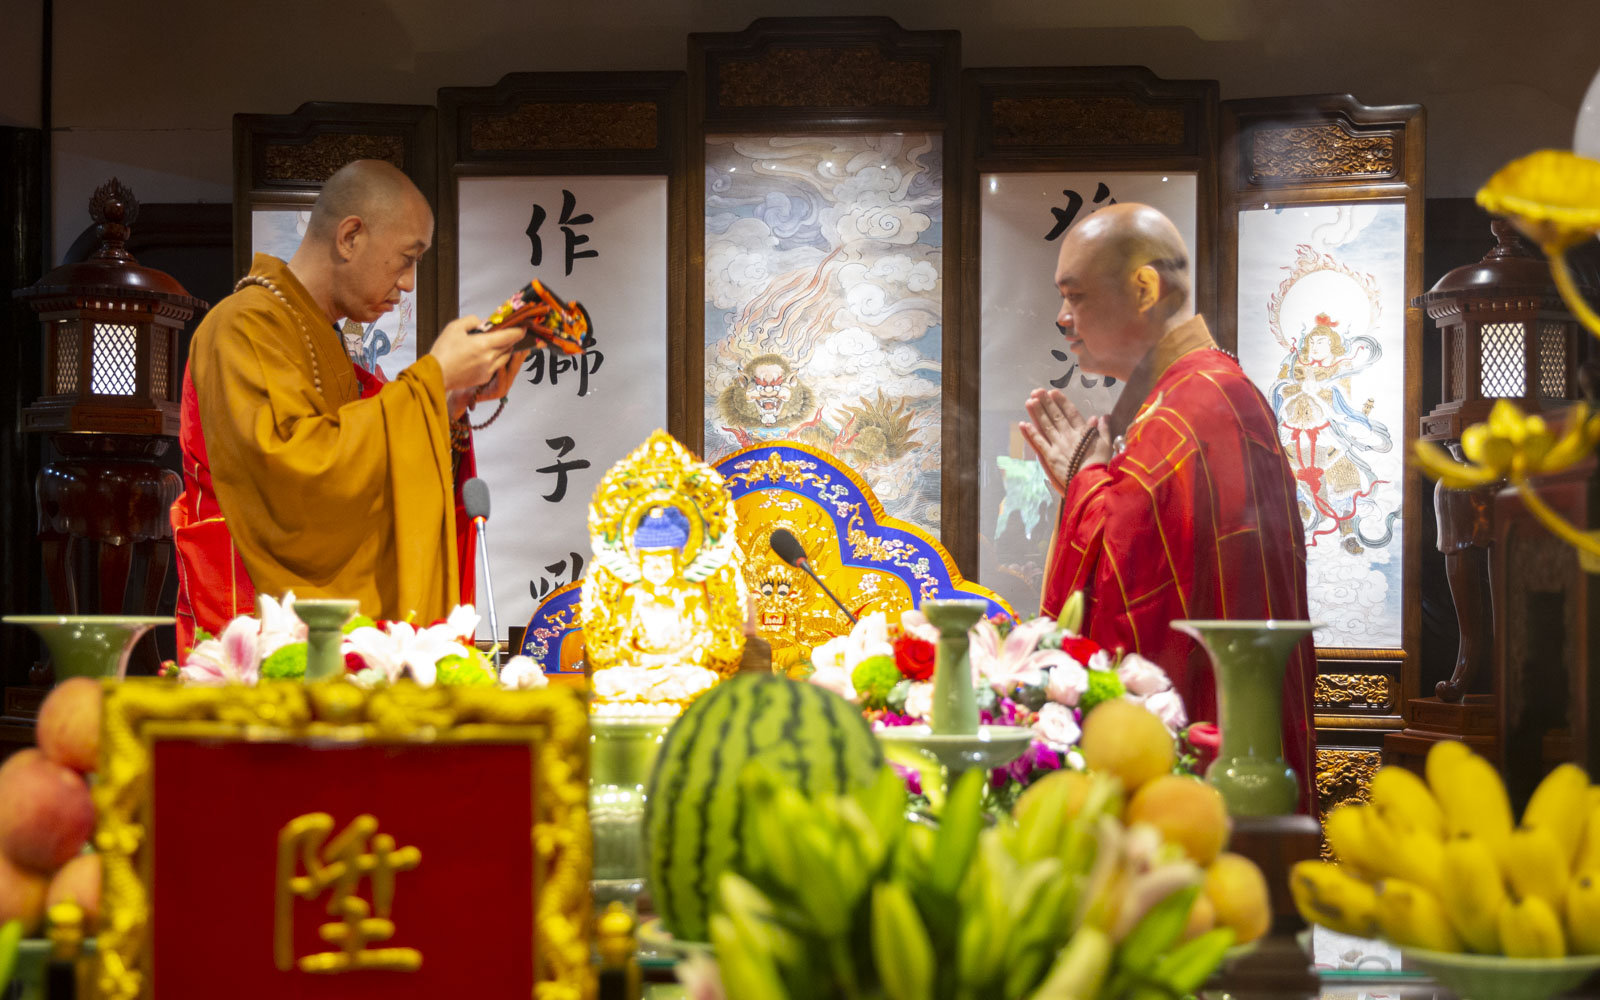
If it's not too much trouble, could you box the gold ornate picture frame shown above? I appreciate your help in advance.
[95,678,592,1000]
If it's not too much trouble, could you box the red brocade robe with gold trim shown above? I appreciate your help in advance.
[1040,316,1317,813]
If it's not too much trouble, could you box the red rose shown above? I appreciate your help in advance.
[344,651,368,673]
[893,633,936,681]
[1060,635,1101,665]
[1185,722,1221,773]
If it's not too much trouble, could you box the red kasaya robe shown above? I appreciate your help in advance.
[1041,316,1317,813]
[171,281,479,657]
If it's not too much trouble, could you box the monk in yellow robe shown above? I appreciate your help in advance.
[172,160,526,652]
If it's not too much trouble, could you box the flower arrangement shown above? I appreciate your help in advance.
[166,593,547,690]
[801,597,1190,798]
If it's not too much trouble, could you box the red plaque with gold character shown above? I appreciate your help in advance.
[95,680,592,1000]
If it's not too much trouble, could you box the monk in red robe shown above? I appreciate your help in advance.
[1021,203,1317,812]
[172,160,527,654]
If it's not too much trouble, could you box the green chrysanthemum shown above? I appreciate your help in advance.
[260,642,308,679]
[1079,669,1127,714]
[851,654,901,709]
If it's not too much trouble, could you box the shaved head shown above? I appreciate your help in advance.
[1063,202,1191,308]
[1051,203,1195,381]
[305,159,429,241]
[288,159,434,324]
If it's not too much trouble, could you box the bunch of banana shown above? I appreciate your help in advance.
[1291,741,1600,959]
[708,761,1241,1000]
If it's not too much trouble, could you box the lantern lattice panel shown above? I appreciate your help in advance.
[90,324,138,396]
[1479,321,1526,398]
[1449,328,1467,400]
[150,335,170,400]
[51,323,79,394]
[1537,321,1569,398]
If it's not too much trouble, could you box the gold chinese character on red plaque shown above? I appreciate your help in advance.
[274,812,423,974]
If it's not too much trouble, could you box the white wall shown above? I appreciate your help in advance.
[16,0,1599,258]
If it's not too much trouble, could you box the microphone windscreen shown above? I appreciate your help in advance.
[463,477,491,521]
[769,528,807,567]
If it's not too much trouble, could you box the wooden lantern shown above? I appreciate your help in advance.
[10,179,207,626]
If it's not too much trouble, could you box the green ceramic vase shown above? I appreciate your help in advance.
[921,599,989,735]
[2,615,172,681]
[1171,619,1318,817]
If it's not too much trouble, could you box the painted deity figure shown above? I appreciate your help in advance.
[1269,315,1397,549]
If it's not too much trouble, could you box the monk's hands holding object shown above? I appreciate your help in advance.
[1020,387,1111,497]
[431,315,526,394]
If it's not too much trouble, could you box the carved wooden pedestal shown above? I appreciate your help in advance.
[1489,463,1600,810]
[1218,814,1321,995]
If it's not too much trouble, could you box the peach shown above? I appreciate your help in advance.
[1126,775,1232,865]
[1203,851,1272,944]
[1079,699,1177,792]
[0,847,48,935]
[37,677,102,775]
[0,749,96,872]
[1182,892,1217,942]
[45,853,101,930]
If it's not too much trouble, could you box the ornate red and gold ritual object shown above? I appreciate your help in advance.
[94,679,593,1000]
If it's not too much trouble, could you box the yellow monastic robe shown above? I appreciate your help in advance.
[188,253,457,622]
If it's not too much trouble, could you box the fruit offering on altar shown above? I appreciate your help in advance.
[0,678,103,936]
[644,673,884,942]
[684,699,1257,1000]
[582,431,748,716]
[1293,740,1600,960]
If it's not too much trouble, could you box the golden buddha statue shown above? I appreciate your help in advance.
[582,432,747,713]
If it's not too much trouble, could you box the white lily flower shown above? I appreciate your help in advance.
[179,615,262,685]
[499,655,548,690]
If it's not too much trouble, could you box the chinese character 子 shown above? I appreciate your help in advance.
[274,812,423,974]
[1045,182,1117,242]
[536,436,591,503]
[525,189,599,276]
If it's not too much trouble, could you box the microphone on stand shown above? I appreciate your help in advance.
[462,477,502,657]
[770,528,857,625]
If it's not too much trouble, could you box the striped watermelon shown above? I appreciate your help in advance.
[644,673,884,941]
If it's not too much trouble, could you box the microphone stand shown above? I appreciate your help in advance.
[474,516,502,660]
[796,558,857,624]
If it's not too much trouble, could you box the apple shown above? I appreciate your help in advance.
[36,678,102,774]
[45,853,101,930]
[0,847,47,935]
[0,749,95,872]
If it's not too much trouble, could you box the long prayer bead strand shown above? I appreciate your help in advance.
[234,275,322,396]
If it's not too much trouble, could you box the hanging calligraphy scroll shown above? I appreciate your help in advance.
[95,679,591,1000]
[690,17,962,553]
[964,68,1218,615]
[233,103,437,375]
[438,72,686,642]
[1219,95,1424,735]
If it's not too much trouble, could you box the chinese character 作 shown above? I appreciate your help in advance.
[525,189,599,276]
[275,812,423,974]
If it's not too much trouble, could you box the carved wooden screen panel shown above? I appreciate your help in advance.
[233,103,437,377]
[437,72,686,644]
[689,17,967,565]
[1220,95,1425,805]
[963,68,1218,615]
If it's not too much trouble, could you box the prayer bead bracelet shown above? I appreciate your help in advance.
[1064,423,1100,485]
